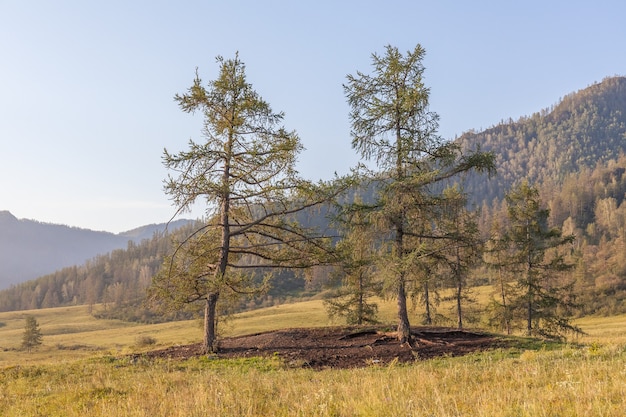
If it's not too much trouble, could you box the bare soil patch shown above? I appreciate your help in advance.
[138,326,508,369]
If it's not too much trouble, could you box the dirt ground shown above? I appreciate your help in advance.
[138,326,508,369]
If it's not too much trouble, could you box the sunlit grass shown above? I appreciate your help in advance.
[2,297,626,416]
[0,305,201,365]
[573,313,626,344]
[1,345,625,416]
[1,291,624,365]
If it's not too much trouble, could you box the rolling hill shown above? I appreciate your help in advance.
[0,210,191,289]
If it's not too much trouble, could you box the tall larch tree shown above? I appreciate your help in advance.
[151,54,340,353]
[504,181,579,338]
[344,45,495,344]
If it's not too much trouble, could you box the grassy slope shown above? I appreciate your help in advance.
[0,288,468,366]
[2,299,626,416]
[1,293,626,364]
[0,301,333,366]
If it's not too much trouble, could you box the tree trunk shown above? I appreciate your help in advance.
[423,281,432,325]
[456,281,463,330]
[393,125,412,345]
[527,289,533,336]
[455,247,463,330]
[526,248,533,336]
[203,292,219,353]
[203,146,231,354]
[396,277,412,344]
[357,275,364,325]
[394,212,412,344]
[499,269,511,335]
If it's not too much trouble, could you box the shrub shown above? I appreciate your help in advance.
[135,335,157,347]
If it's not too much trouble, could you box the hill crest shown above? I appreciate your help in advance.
[0,211,192,289]
[460,75,626,205]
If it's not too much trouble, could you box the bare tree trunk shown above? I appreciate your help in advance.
[527,288,533,336]
[455,246,463,330]
[423,281,432,325]
[357,275,364,325]
[396,277,412,344]
[395,216,412,345]
[526,248,533,336]
[499,270,511,335]
[456,281,463,330]
[394,126,412,345]
[203,292,219,353]
[203,144,231,354]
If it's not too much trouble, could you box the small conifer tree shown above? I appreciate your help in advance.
[21,315,43,352]
[503,181,580,338]
[325,200,380,325]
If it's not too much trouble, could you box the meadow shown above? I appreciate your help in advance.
[1,297,626,416]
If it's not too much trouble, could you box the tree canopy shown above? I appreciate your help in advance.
[502,181,578,338]
[344,44,495,343]
[150,54,342,352]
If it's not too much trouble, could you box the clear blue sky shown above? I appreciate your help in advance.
[1,0,625,233]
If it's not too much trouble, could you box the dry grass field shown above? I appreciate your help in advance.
[1,297,626,416]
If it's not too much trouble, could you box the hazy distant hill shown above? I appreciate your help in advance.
[118,220,193,242]
[0,211,191,289]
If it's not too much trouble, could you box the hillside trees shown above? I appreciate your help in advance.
[436,186,483,329]
[150,54,342,353]
[0,229,180,315]
[344,44,495,343]
[459,77,626,208]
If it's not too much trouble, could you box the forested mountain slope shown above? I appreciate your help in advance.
[461,76,626,205]
[0,219,313,316]
[462,76,626,315]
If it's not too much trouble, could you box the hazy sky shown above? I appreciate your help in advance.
[1,1,625,233]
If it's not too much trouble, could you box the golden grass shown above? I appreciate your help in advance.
[0,305,202,365]
[1,297,626,416]
[1,292,623,364]
[573,313,626,344]
[1,345,625,416]
[222,299,336,336]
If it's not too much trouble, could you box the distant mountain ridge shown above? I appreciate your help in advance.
[460,76,626,205]
[0,211,192,289]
